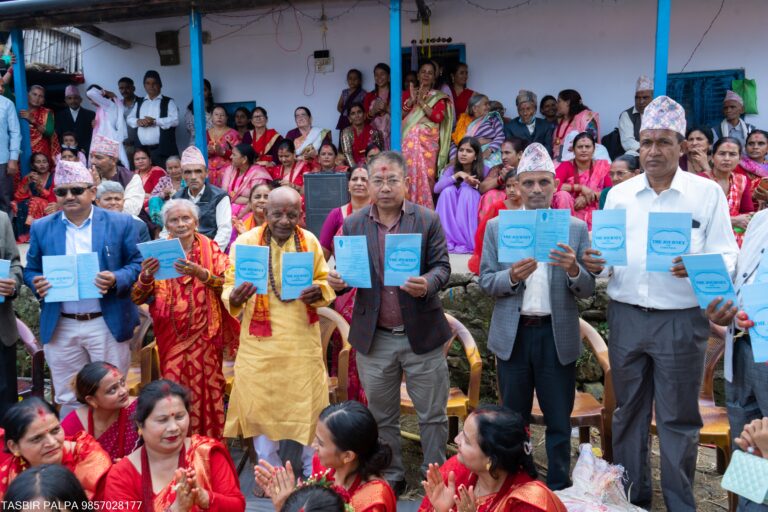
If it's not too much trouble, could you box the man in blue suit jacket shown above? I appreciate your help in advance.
[23,161,142,415]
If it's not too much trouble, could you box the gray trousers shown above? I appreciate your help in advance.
[608,301,709,512]
[0,163,12,216]
[727,336,768,511]
[356,329,449,482]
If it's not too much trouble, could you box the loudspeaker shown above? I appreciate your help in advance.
[155,31,180,66]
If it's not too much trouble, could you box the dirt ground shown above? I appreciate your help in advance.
[399,416,730,511]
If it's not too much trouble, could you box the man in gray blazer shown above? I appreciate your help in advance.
[0,210,23,420]
[479,143,594,490]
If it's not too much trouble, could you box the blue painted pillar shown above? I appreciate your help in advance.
[389,0,402,151]
[189,9,207,162]
[653,0,671,97]
[10,29,31,175]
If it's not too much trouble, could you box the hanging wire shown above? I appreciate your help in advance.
[461,0,533,12]
[680,0,726,72]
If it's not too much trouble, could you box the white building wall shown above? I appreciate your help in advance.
[80,0,766,150]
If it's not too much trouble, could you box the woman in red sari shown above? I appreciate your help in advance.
[420,406,566,512]
[275,139,312,195]
[0,398,111,501]
[341,103,385,167]
[551,90,598,161]
[739,129,768,209]
[364,63,392,149]
[132,199,240,439]
[314,143,350,174]
[242,106,283,167]
[19,85,59,161]
[12,152,57,242]
[133,146,167,206]
[706,137,754,246]
[256,401,396,512]
[104,380,245,512]
[61,362,139,463]
[554,132,611,230]
[206,105,241,187]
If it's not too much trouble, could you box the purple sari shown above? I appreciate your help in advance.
[434,164,490,253]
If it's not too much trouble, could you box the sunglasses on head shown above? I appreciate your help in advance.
[54,186,90,197]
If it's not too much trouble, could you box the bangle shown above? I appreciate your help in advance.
[139,272,154,285]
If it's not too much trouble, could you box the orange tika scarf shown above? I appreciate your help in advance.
[248,225,319,337]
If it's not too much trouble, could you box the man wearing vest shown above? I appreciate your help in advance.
[127,70,179,168]
[170,146,232,250]
[89,134,144,217]
[618,75,653,156]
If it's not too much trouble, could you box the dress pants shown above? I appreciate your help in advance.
[0,341,17,423]
[356,329,449,482]
[726,335,768,511]
[608,301,709,512]
[0,163,12,217]
[496,319,576,490]
[43,317,131,417]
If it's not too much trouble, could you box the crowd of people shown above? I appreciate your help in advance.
[0,59,767,512]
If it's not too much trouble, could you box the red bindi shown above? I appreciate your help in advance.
[36,407,47,419]
[110,368,120,379]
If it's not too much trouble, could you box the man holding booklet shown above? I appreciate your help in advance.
[478,142,594,491]
[327,151,452,496]
[23,160,142,416]
[704,209,768,510]
[583,96,738,511]
[222,186,335,480]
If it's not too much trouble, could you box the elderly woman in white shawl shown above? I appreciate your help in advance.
[284,106,331,163]
[86,84,130,168]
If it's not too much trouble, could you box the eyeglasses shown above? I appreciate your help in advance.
[54,186,90,197]
[370,178,402,188]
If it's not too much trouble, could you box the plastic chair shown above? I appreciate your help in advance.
[15,319,45,400]
[318,306,352,404]
[401,313,483,439]
[529,319,615,461]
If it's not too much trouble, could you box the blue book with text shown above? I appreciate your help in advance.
[682,253,737,309]
[591,210,627,266]
[646,212,692,272]
[384,234,422,286]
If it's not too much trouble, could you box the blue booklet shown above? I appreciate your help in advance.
[497,210,536,263]
[646,212,692,272]
[591,209,627,266]
[76,252,102,300]
[42,255,79,302]
[234,245,269,293]
[755,249,768,284]
[0,259,9,304]
[281,252,314,300]
[334,236,372,288]
[681,253,737,309]
[534,209,571,262]
[741,283,768,363]
[384,234,422,286]
[137,238,186,281]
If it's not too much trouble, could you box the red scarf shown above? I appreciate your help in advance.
[248,225,319,337]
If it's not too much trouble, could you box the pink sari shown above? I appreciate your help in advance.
[206,128,241,187]
[220,164,273,219]
[552,109,600,161]
[554,160,611,229]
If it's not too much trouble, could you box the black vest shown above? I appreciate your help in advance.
[173,185,227,241]
[135,95,178,157]
[625,107,642,141]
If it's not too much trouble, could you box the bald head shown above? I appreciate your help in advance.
[266,186,302,243]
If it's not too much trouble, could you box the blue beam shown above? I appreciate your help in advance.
[189,8,207,163]
[389,0,402,151]
[653,0,671,97]
[10,29,31,176]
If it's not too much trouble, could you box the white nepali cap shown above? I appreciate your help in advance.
[516,143,555,174]
[640,95,686,137]
[636,75,653,92]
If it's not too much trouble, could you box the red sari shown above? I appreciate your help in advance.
[705,171,755,246]
[104,435,245,512]
[418,456,566,512]
[28,107,60,160]
[131,234,240,439]
[468,199,513,275]
[311,456,397,512]
[0,430,111,501]
[61,401,140,463]
[244,128,283,165]
[554,160,612,230]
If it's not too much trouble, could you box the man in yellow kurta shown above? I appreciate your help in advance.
[222,186,334,477]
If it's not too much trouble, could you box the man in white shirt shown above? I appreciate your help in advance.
[584,96,739,511]
[89,134,144,216]
[712,90,755,147]
[705,210,768,511]
[617,75,653,155]
[479,143,594,490]
[126,70,178,168]
[168,146,232,250]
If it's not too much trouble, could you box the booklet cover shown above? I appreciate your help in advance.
[137,238,186,281]
[234,245,269,293]
[591,209,627,266]
[682,253,737,309]
[384,234,422,286]
[646,212,692,272]
[334,236,372,289]
[281,252,314,300]
[42,255,79,302]
[497,210,536,263]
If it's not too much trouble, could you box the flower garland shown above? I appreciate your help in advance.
[299,469,356,512]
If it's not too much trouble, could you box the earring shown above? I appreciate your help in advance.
[485,460,492,471]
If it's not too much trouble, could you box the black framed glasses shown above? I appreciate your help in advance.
[54,186,90,197]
